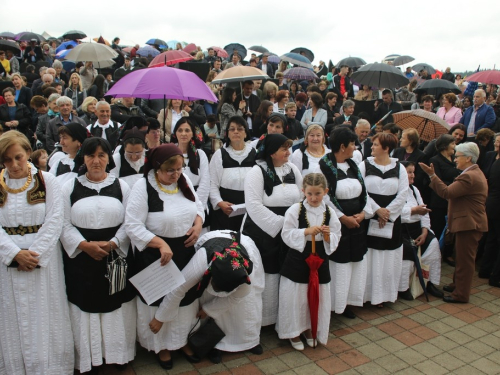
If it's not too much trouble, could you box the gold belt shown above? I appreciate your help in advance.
[3,224,42,236]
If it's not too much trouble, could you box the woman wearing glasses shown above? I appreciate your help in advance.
[111,127,146,188]
[125,144,204,369]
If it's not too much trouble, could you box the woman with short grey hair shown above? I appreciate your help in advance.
[420,142,488,303]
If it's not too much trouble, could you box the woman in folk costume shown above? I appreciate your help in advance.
[151,230,265,364]
[277,173,341,350]
[110,127,146,188]
[242,133,303,326]
[59,137,136,373]
[48,122,89,186]
[0,131,74,375]
[170,118,210,233]
[358,132,409,307]
[398,161,443,300]
[291,124,330,176]
[209,116,256,232]
[319,127,372,318]
[125,143,204,370]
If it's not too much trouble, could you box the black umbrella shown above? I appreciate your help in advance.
[248,45,269,53]
[224,43,247,60]
[413,79,461,97]
[62,30,87,40]
[393,55,415,66]
[0,32,16,39]
[290,47,314,62]
[412,63,436,75]
[17,32,45,43]
[406,228,429,302]
[351,62,409,89]
[0,39,20,54]
[336,57,366,68]
[328,60,334,72]
[146,38,167,47]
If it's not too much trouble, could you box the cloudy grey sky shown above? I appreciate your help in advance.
[4,0,498,72]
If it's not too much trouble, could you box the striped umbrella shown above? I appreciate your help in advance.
[392,109,450,142]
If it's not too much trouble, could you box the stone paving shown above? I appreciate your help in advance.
[98,263,500,375]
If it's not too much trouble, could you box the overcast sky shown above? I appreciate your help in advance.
[4,0,498,72]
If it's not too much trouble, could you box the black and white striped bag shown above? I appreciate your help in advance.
[106,250,128,295]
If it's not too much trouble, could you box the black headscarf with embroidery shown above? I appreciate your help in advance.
[256,133,291,196]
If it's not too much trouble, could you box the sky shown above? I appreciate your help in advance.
[4,0,499,73]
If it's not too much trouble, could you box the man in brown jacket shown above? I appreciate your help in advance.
[420,142,488,303]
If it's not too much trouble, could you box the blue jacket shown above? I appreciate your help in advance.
[460,104,496,133]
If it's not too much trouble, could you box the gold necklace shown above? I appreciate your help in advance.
[0,164,33,194]
[307,146,325,158]
[155,172,179,194]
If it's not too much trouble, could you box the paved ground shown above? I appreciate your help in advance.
[97,262,500,375]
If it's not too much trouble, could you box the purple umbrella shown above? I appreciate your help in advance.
[106,66,218,101]
[268,54,280,64]
[284,67,317,81]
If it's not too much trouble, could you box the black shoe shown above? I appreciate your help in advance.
[478,270,491,279]
[443,285,455,293]
[444,258,456,267]
[426,282,444,298]
[489,279,500,288]
[209,348,222,364]
[443,295,466,303]
[341,308,356,319]
[249,344,263,355]
[180,349,200,363]
[157,354,173,370]
[398,289,414,301]
[114,364,128,371]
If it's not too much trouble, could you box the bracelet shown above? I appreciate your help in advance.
[429,174,436,179]
[108,241,115,251]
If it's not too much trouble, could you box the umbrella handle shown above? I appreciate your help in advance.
[312,236,316,254]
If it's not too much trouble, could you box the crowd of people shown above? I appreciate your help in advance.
[0,37,499,374]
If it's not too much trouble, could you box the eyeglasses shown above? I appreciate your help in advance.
[228,127,245,132]
[125,151,144,157]
[164,167,183,175]
[455,154,467,158]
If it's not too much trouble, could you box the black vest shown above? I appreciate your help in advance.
[63,178,135,313]
[90,122,120,149]
[119,151,144,178]
[280,202,331,284]
[56,161,72,177]
[364,160,402,250]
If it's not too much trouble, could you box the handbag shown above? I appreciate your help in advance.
[409,246,430,299]
[105,250,128,295]
[188,318,226,358]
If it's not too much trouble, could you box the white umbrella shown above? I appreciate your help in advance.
[65,42,118,63]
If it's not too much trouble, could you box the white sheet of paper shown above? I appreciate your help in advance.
[229,203,246,217]
[129,259,186,305]
[367,219,394,239]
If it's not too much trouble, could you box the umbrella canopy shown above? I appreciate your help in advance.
[0,32,16,39]
[283,67,318,81]
[183,43,197,54]
[136,45,160,58]
[65,43,118,63]
[280,53,313,69]
[122,47,133,54]
[106,66,218,101]
[211,66,268,84]
[149,50,194,67]
[146,38,166,47]
[392,109,450,142]
[93,37,110,46]
[393,55,415,66]
[166,40,181,49]
[328,60,334,72]
[305,237,323,348]
[62,30,87,40]
[351,62,409,89]
[336,57,366,68]
[412,63,436,75]
[56,40,78,53]
[268,54,280,64]
[55,49,71,60]
[224,43,247,60]
[248,45,269,54]
[0,39,20,54]
[16,32,45,43]
[465,70,500,85]
[290,47,314,63]
[414,79,461,97]
[209,46,228,59]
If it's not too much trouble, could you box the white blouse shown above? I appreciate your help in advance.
[244,161,303,238]
[181,149,210,210]
[401,185,431,229]
[125,170,205,251]
[291,147,331,176]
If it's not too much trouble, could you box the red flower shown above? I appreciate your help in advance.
[231,242,238,247]
[231,260,240,269]
[243,259,249,268]
[204,269,209,276]
[229,250,238,258]
[214,252,223,258]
